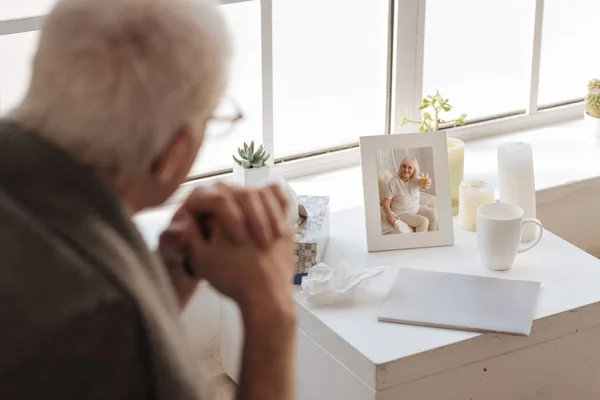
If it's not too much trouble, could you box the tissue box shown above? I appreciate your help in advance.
[293,195,330,274]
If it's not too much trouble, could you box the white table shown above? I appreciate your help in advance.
[220,206,600,399]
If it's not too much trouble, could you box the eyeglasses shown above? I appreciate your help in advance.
[205,96,244,140]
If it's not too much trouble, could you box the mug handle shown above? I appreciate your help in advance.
[518,218,544,254]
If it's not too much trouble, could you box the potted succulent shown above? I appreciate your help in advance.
[584,79,600,137]
[232,141,271,187]
[400,90,467,215]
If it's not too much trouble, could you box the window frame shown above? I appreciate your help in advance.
[0,0,584,184]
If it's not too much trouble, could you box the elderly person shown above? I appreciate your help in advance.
[383,156,438,233]
[0,0,296,399]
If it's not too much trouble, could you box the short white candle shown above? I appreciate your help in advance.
[459,180,494,231]
[447,138,465,216]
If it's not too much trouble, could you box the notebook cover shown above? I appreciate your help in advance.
[378,268,541,336]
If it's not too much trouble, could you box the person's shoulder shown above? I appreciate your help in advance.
[0,148,139,350]
[0,214,137,371]
[0,201,129,310]
[0,119,24,134]
[0,228,134,322]
[388,175,401,186]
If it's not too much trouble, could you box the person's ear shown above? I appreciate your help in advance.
[151,127,195,184]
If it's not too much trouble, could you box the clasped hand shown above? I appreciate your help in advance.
[158,182,295,310]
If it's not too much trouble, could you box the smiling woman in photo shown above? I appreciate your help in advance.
[383,156,438,233]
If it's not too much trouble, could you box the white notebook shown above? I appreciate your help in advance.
[378,268,541,336]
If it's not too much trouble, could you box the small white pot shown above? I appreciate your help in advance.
[232,163,270,187]
[584,110,600,138]
[260,176,300,228]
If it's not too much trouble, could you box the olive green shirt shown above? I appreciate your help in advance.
[0,121,210,399]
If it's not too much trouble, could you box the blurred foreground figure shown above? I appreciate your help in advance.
[0,0,297,399]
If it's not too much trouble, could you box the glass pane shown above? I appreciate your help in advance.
[538,0,600,107]
[272,0,389,158]
[1,0,57,20]
[0,32,39,115]
[423,0,535,121]
[189,1,262,176]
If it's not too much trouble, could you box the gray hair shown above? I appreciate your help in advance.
[398,156,420,182]
[12,0,230,183]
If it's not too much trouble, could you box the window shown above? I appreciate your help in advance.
[538,0,600,108]
[272,0,389,158]
[3,1,55,20]
[0,2,54,115]
[423,0,535,121]
[189,1,263,176]
[0,31,39,115]
[0,0,594,181]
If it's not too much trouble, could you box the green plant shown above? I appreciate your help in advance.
[586,79,600,118]
[232,141,270,169]
[401,90,467,132]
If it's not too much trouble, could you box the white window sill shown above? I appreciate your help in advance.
[134,117,600,249]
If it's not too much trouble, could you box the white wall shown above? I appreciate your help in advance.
[537,177,600,258]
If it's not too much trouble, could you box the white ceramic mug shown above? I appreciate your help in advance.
[477,202,543,271]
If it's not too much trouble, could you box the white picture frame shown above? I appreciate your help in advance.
[359,131,454,252]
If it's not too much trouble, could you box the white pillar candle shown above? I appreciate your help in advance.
[498,142,537,242]
[459,180,494,231]
[447,137,465,216]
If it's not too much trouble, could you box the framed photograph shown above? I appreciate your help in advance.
[359,131,454,252]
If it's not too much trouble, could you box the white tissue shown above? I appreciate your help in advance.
[301,259,386,306]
